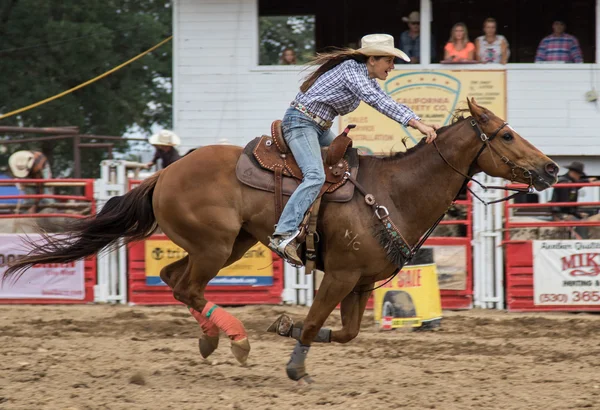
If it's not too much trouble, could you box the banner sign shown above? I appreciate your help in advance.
[373,262,442,329]
[0,234,85,300]
[534,240,600,305]
[431,245,467,290]
[145,240,273,286]
[340,69,506,154]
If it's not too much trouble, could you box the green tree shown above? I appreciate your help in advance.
[259,15,315,65]
[0,0,172,177]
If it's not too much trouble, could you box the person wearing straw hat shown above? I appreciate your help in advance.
[268,33,438,266]
[146,130,181,170]
[8,150,54,213]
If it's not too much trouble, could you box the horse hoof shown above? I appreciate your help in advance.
[296,375,314,386]
[286,361,309,381]
[230,338,251,365]
[198,334,219,359]
[266,314,294,337]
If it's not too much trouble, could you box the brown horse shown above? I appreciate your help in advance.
[4,99,558,383]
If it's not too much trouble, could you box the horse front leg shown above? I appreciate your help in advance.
[330,286,372,343]
[284,272,358,383]
[268,284,371,344]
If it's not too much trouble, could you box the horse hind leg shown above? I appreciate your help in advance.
[159,256,221,359]
[192,229,257,359]
[170,249,253,365]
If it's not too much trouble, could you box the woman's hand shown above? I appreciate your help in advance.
[409,120,438,143]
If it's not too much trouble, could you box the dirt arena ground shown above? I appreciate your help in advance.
[0,305,599,410]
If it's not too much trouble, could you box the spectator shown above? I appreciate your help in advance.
[550,161,596,220]
[535,17,583,63]
[397,11,436,64]
[280,47,297,65]
[442,23,476,63]
[8,150,54,213]
[146,130,181,170]
[476,18,510,64]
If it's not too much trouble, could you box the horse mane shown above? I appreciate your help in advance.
[376,109,471,161]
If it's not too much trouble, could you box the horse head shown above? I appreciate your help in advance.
[467,97,558,191]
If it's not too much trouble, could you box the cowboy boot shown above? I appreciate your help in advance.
[268,230,303,267]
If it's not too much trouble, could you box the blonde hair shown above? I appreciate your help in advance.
[300,48,368,93]
[280,47,297,65]
[449,22,470,45]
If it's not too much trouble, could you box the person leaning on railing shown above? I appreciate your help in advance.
[145,130,181,170]
[550,161,596,220]
[8,150,55,213]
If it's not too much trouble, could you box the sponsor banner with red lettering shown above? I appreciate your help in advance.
[533,240,600,305]
[0,234,85,300]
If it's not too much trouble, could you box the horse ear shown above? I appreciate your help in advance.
[467,97,488,123]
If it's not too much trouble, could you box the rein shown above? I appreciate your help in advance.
[433,119,535,206]
[347,117,540,293]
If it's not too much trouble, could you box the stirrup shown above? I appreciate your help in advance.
[268,231,303,267]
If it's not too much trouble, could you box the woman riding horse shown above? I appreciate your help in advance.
[268,33,439,266]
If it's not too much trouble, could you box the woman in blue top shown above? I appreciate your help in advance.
[268,34,438,266]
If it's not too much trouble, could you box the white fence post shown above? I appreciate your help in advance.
[93,159,148,304]
[472,175,505,309]
[282,262,314,306]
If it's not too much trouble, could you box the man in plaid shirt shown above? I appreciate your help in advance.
[535,18,583,63]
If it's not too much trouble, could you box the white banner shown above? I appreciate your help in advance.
[0,234,85,300]
[533,240,600,305]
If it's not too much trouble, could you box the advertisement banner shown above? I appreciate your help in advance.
[0,234,85,300]
[534,240,600,305]
[340,70,506,154]
[145,240,273,286]
[373,261,442,329]
[431,245,467,290]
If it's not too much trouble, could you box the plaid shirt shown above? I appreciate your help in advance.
[294,59,419,125]
[535,34,583,63]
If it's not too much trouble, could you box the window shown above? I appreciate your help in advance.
[259,0,596,64]
[259,15,315,65]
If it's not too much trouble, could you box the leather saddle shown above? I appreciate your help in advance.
[236,120,359,210]
[236,120,358,272]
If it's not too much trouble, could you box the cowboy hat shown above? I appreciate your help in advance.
[149,130,181,147]
[357,34,410,62]
[8,150,35,178]
[566,161,585,175]
[402,11,420,23]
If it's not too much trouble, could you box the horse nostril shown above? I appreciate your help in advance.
[545,162,559,177]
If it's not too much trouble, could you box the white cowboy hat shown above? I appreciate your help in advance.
[402,11,420,23]
[357,34,410,62]
[149,130,181,147]
[8,150,35,178]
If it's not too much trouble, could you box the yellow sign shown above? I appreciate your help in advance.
[373,262,443,329]
[145,240,273,286]
[340,70,506,154]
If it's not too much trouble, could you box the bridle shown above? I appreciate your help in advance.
[433,117,546,205]
[347,117,550,293]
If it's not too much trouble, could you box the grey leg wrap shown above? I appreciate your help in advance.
[291,326,332,343]
[286,341,310,381]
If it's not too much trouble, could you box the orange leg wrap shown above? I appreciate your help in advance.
[189,307,219,337]
[201,302,247,341]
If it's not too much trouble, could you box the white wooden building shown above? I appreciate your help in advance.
[172,0,600,174]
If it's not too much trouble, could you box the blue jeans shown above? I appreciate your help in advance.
[274,108,336,235]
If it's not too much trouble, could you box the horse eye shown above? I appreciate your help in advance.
[502,133,513,141]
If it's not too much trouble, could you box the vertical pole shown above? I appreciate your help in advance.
[73,135,81,178]
[419,0,432,65]
[596,0,600,63]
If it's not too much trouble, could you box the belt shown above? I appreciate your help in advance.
[290,101,333,130]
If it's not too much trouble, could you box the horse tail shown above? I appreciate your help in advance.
[4,171,162,282]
